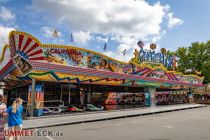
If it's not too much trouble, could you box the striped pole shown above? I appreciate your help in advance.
[30,78,36,117]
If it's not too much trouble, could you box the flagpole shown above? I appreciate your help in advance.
[70,33,74,46]
[103,42,107,51]
[122,49,126,62]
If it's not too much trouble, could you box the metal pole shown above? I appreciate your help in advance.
[68,83,71,105]
[15,89,17,98]
[60,84,63,101]
[30,78,36,117]
[87,84,91,104]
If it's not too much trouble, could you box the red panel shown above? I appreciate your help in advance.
[141,69,152,76]
[29,56,45,60]
[25,43,39,54]
[18,35,24,50]
[28,49,43,57]
[10,35,16,56]
[22,38,32,52]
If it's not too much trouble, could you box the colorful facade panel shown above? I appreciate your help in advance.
[42,47,133,74]
[0,31,204,86]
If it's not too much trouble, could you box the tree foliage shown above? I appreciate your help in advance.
[176,41,210,84]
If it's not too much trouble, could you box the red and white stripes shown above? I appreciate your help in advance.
[9,33,44,61]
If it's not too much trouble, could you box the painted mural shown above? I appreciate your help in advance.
[13,55,33,76]
[42,47,133,74]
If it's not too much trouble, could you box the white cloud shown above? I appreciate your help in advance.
[31,0,182,61]
[168,13,184,28]
[73,31,92,45]
[95,36,108,43]
[41,26,61,38]
[31,0,166,38]
[0,25,15,46]
[152,30,166,43]
[0,6,15,21]
[0,25,15,67]
[104,36,137,62]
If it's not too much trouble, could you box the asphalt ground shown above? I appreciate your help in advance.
[9,106,210,140]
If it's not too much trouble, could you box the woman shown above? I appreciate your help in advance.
[7,98,23,140]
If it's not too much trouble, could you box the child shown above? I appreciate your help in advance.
[7,98,23,140]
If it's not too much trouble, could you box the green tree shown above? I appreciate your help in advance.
[176,41,210,84]
[202,61,210,84]
[176,47,190,73]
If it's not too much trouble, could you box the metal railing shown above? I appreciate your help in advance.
[23,100,65,118]
[43,100,64,107]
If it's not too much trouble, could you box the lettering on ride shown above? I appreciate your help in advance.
[138,48,174,68]
[49,48,81,55]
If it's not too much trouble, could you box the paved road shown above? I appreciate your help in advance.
[14,106,210,140]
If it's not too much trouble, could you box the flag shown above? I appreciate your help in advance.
[52,29,59,38]
[103,42,107,51]
[70,33,74,42]
[122,49,127,56]
[137,40,144,48]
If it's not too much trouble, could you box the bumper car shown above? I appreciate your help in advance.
[67,105,84,112]
[86,104,104,111]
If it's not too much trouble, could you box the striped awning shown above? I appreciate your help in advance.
[0,59,16,80]
[0,60,203,88]
[29,61,203,87]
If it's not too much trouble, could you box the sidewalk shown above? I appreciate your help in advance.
[8,104,206,130]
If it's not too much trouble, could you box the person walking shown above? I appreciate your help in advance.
[7,98,23,140]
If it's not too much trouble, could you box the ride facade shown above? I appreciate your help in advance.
[0,31,204,116]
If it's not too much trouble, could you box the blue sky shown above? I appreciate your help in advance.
[0,0,210,62]
[147,0,210,50]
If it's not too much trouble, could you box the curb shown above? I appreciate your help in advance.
[25,106,148,120]
[22,105,206,130]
